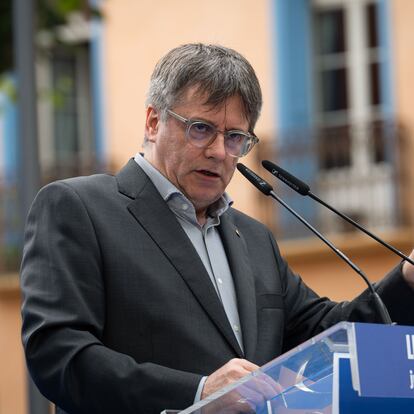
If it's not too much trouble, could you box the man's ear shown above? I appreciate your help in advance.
[145,106,160,143]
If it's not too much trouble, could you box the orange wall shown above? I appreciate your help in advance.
[392,0,414,127]
[391,0,414,226]
[282,231,413,301]
[0,286,26,414]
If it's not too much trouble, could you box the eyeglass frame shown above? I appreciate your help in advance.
[166,109,259,157]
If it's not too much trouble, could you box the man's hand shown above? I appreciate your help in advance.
[201,358,259,399]
[402,249,414,289]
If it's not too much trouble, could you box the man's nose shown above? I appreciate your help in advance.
[204,132,227,160]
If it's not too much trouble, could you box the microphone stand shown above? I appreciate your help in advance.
[268,188,392,325]
[237,162,393,325]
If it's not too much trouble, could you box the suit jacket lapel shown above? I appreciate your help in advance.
[116,160,243,357]
[219,213,258,360]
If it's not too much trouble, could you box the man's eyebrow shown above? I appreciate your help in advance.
[189,115,214,124]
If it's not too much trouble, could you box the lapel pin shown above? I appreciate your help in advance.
[235,228,241,237]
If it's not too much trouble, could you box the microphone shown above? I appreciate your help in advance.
[262,160,414,267]
[237,162,392,325]
[236,163,273,196]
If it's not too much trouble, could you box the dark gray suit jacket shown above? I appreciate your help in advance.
[20,159,414,414]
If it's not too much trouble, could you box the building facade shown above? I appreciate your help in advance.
[0,1,413,412]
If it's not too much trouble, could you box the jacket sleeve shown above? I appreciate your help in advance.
[20,181,201,414]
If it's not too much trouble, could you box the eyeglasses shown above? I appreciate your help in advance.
[167,109,259,157]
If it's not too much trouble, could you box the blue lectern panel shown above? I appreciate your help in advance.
[337,356,414,414]
[353,323,414,398]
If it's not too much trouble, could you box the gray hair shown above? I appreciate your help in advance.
[146,43,263,131]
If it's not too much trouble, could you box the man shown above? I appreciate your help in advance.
[21,43,414,414]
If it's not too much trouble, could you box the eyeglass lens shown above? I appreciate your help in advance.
[188,121,251,156]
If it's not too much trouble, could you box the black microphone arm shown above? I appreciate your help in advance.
[262,160,414,267]
[236,162,393,325]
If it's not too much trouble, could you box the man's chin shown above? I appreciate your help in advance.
[191,194,223,212]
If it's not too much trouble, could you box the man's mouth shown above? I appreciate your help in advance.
[197,170,220,177]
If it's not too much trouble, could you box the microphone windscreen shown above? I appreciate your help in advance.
[262,160,310,195]
[237,163,273,196]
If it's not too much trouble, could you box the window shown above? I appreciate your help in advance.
[311,0,398,234]
[37,43,95,181]
[273,0,399,239]
[313,0,385,170]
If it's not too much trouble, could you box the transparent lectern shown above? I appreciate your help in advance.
[163,322,414,414]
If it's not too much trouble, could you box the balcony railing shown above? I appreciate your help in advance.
[255,119,411,240]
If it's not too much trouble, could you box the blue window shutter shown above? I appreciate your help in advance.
[273,0,317,239]
[1,75,18,184]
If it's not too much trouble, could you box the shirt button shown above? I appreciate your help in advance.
[217,278,223,284]
[233,324,240,332]
[182,204,189,210]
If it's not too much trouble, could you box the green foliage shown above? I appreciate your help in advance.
[0,74,16,104]
[37,0,93,28]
